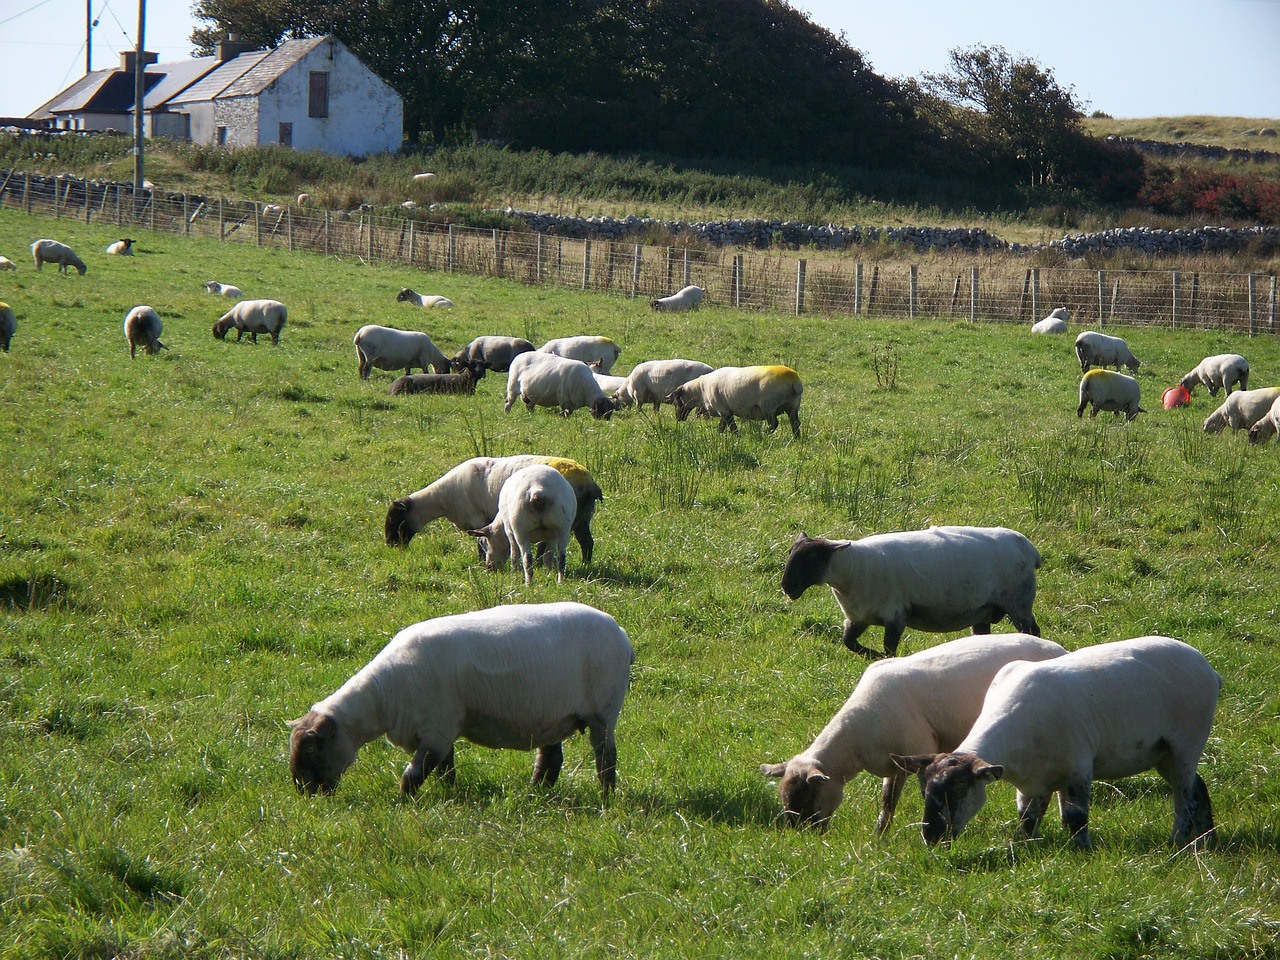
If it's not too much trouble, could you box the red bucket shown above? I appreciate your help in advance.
[1162,385,1191,409]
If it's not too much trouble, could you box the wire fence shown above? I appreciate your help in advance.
[4,170,1278,335]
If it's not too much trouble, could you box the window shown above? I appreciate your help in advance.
[308,72,329,119]
[216,125,227,146]
[279,122,292,147]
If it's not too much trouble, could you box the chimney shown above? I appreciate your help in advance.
[217,32,259,62]
[120,50,159,74]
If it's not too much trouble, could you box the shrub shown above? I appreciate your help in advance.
[1138,166,1280,224]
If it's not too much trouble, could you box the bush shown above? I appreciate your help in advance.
[1138,166,1280,224]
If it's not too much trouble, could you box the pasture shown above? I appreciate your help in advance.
[1,208,1279,959]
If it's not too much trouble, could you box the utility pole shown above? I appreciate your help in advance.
[133,0,145,197]
[86,0,92,75]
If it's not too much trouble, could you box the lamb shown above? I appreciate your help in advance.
[353,324,450,379]
[781,526,1041,658]
[122,306,166,358]
[1074,330,1140,373]
[450,336,535,373]
[650,284,705,312]
[505,351,616,419]
[669,364,802,437]
[613,359,714,411]
[537,336,621,374]
[762,634,1067,832]
[289,602,634,798]
[1179,354,1249,397]
[385,454,604,564]
[396,288,454,308]
[388,364,483,396]
[1246,395,1280,444]
[469,465,578,584]
[1077,369,1144,420]
[0,302,15,352]
[1203,387,1280,433]
[204,280,243,298]
[30,239,86,275]
[892,636,1220,849]
[1030,306,1069,333]
[105,238,135,255]
[212,299,287,345]
[0,256,16,271]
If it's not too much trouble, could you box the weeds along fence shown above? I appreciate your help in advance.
[4,171,1278,335]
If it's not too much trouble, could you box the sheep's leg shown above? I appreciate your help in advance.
[532,743,563,787]
[971,623,991,635]
[1159,756,1215,848]
[1076,399,1087,418]
[719,414,738,434]
[1015,792,1051,839]
[400,747,429,795]
[875,774,907,835]
[841,620,880,658]
[787,409,801,438]
[765,414,779,432]
[588,723,618,797]
[573,522,595,566]
[1058,780,1092,848]
[521,547,535,585]
[881,621,906,658]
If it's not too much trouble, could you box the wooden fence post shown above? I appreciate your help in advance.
[733,253,743,307]
[366,213,374,261]
[1097,271,1105,327]
[868,264,880,313]
[23,173,31,215]
[1248,274,1258,337]
[795,259,806,316]
[1270,275,1277,334]
[631,244,642,299]
[970,266,979,321]
[583,240,592,290]
[1031,267,1040,320]
[218,197,224,240]
[53,178,60,218]
[1111,279,1121,323]
[255,203,262,247]
[287,207,293,252]
[1171,270,1179,329]
[535,234,543,283]
[493,229,503,278]
[950,275,961,315]
[408,219,415,264]
[854,262,863,315]
[909,264,918,319]
[448,225,456,272]
[84,180,91,223]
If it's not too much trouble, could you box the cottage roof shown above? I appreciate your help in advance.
[165,51,272,106]
[217,37,330,98]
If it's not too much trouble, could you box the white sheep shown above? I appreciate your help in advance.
[30,239,86,275]
[650,284,705,312]
[1247,395,1280,444]
[1077,369,1144,420]
[1075,330,1140,372]
[762,634,1067,832]
[505,351,616,419]
[1180,354,1249,397]
[781,526,1042,658]
[0,302,15,352]
[289,602,634,797]
[385,455,604,565]
[204,280,243,298]
[122,306,166,358]
[296,193,310,205]
[1030,306,1069,333]
[451,336,535,373]
[537,336,621,374]
[396,288,455,308]
[105,238,135,256]
[1202,386,1280,433]
[412,172,436,181]
[591,371,627,396]
[613,359,713,411]
[668,364,802,437]
[469,465,578,584]
[0,256,16,271]
[892,636,1220,849]
[353,324,450,379]
[212,299,287,345]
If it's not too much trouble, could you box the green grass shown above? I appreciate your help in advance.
[2,208,1280,959]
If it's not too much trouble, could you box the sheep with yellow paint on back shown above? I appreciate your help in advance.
[1077,369,1143,420]
[669,364,802,437]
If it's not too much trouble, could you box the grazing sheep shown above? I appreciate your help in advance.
[30,239,86,275]
[263,203,284,217]
[1202,386,1280,433]
[1077,369,1144,420]
[296,193,310,205]
[204,280,243,298]
[396,288,454,308]
[892,636,1220,849]
[591,371,627,396]
[1247,395,1280,444]
[0,302,15,352]
[650,284,705,312]
[1180,354,1249,397]
[122,306,166,358]
[669,364,802,437]
[388,364,483,396]
[781,526,1041,658]
[105,238,135,255]
[469,465,578,584]
[289,602,634,798]
[1075,330,1140,373]
[0,256,16,272]
[412,172,436,181]
[538,336,621,374]
[1030,306,1069,333]
[762,634,1067,832]
[353,324,449,379]
[505,351,616,419]
[613,359,713,411]
[385,454,604,564]
[212,299,287,345]
[451,335,535,373]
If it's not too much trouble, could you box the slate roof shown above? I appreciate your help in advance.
[217,37,329,99]
[165,51,271,106]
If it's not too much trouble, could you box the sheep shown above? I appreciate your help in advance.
[505,351,616,419]
[537,336,621,374]
[1077,369,1144,420]
[353,324,449,380]
[468,465,578,584]
[669,364,802,437]
[1247,395,1280,444]
[451,335,535,373]
[762,634,1068,832]
[385,454,604,565]
[1030,306,1069,333]
[650,284,705,312]
[263,203,284,217]
[289,602,634,798]
[30,239,86,275]
[1203,386,1280,433]
[1075,330,1140,373]
[0,302,15,352]
[396,288,454,308]
[105,238,135,256]
[0,256,19,271]
[613,359,714,411]
[204,280,243,298]
[122,306,166,358]
[591,371,627,397]
[412,172,436,181]
[388,364,483,396]
[212,299,287,345]
[296,193,310,205]
[1179,354,1249,397]
[891,636,1220,849]
[781,526,1041,658]
[401,200,417,211]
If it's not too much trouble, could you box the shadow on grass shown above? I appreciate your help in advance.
[0,572,75,612]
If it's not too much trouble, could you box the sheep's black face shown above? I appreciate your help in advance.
[385,500,416,546]
[289,712,346,795]
[671,389,695,421]
[590,398,615,420]
[780,534,834,600]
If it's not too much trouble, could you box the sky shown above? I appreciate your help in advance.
[1,0,1277,121]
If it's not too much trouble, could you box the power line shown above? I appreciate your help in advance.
[0,0,59,28]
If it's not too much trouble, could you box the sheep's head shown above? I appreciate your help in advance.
[289,711,357,795]
[212,317,235,340]
[892,752,1002,846]
[395,288,415,303]
[74,262,87,276]
[467,522,511,570]
[589,397,615,420]
[385,498,417,546]
[780,532,847,600]
[669,385,698,421]
[762,758,844,828]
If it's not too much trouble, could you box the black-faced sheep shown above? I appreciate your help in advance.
[505,352,616,419]
[204,280,243,298]
[1180,354,1249,397]
[122,306,166,358]
[451,336,536,373]
[1202,387,1280,433]
[469,465,578,584]
[106,238,135,255]
[396,288,454,308]
[1077,370,1143,420]
[353,324,450,379]
[1075,330,1140,373]
[212,299,287,345]
[31,239,86,275]
[0,302,15,352]
[388,365,482,396]
[669,365,802,437]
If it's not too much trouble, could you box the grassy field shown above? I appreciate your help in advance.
[2,208,1279,959]
[1082,115,1280,152]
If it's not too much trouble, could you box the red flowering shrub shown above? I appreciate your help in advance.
[1139,167,1280,224]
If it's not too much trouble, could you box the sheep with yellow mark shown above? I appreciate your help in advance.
[669,364,802,437]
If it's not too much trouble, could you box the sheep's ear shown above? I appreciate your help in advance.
[466,529,486,539]
[973,763,1004,782]
[795,531,809,542]
[761,762,788,779]
[891,753,935,774]
[805,769,831,785]
[286,715,307,729]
